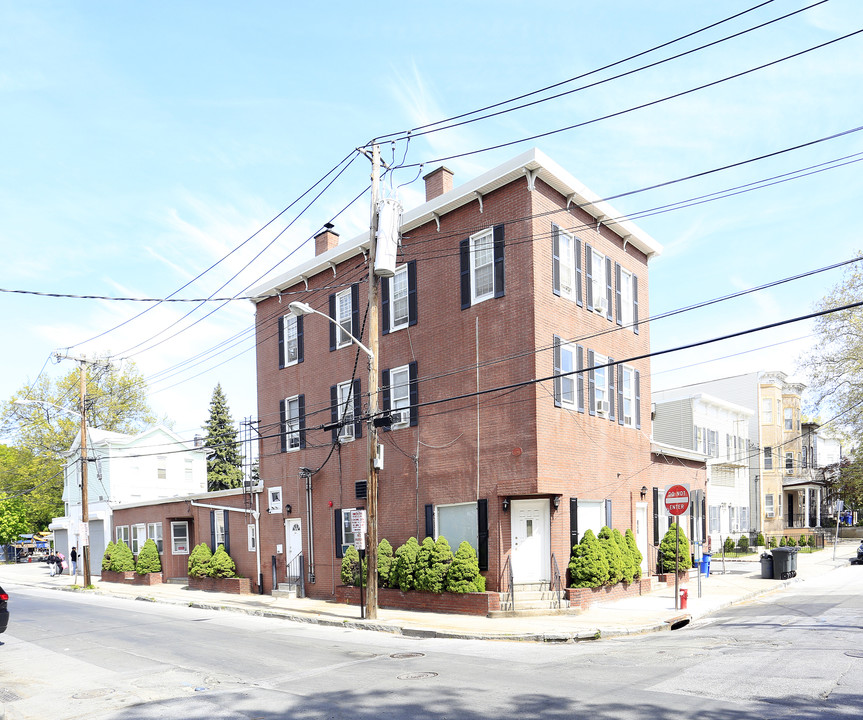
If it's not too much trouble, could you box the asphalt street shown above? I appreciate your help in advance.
[2,563,862,719]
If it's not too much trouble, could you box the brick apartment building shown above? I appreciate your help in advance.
[249,148,705,599]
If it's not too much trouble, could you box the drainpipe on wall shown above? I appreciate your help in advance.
[255,492,262,594]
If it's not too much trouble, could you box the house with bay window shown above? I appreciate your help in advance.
[249,148,703,601]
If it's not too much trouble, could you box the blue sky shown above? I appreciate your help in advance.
[2,1,862,438]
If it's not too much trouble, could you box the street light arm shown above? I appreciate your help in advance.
[288,302,374,359]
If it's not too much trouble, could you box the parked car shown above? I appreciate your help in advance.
[0,586,9,634]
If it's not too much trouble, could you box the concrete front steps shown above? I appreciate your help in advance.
[272,582,302,599]
[489,582,581,618]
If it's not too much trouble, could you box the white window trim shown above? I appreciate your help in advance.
[284,395,301,451]
[559,341,576,409]
[115,525,130,545]
[214,509,226,548]
[147,522,163,554]
[335,288,353,349]
[591,248,607,315]
[620,266,634,326]
[593,352,609,415]
[131,523,146,554]
[171,521,190,555]
[390,264,410,332]
[389,365,411,428]
[558,227,576,300]
[247,524,257,553]
[282,314,300,367]
[621,365,635,427]
[340,507,357,556]
[337,380,355,443]
[268,487,282,514]
[469,228,495,305]
[765,494,775,518]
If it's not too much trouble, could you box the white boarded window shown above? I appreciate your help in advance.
[436,502,478,553]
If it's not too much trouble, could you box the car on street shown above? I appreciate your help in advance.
[0,585,9,634]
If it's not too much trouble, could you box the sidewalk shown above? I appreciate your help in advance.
[1,543,855,643]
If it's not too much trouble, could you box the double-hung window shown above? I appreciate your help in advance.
[762,398,773,424]
[157,456,167,480]
[329,285,360,352]
[764,446,773,470]
[131,523,146,554]
[171,521,189,554]
[389,365,411,428]
[616,264,637,332]
[765,494,775,518]
[282,394,304,451]
[382,261,417,334]
[116,525,130,545]
[558,341,576,408]
[280,314,302,367]
[335,289,353,348]
[784,407,793,430]
[147,522,163,553]
[391,265,410,330]
[213,509,226,548]
[620,365,635,427]
[460,225,504,309]
[337,380,356,442]
[338,508,357,557]
[709,505,720,534]
[785,452,794,474]
[593,353,609,415]
[590,248,607,315]
[552,224,581,302]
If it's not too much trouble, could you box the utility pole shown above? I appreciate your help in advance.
[366,143,381,620]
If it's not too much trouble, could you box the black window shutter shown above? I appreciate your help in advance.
[278,316,286,368]
[632,275,639,334]
[615,263,622,327]
[652,488,660,546]
[460,239,471,310]
[328,294,337,351]
[279,399,287,453]
[701,494,707,541]
[298,394,306,449]
[381,369,391,433]
[551,224,561,296]
[409,361,419,427]
[493,224,505,298]
[334,508,344,559]
[635,370,641,430]
[576,345,585,413]
[552,335,562,407]
[605,499,613,529]
[330,385,339,443]
[617,365,624,426]
[689,496,695,539]
[352,378,362,440]
[477,499,489,571]
[569,498,579,548]
[588,349,596,417]
[381,276,390,335]
[605,256,613,321]
[350,284,360,340]
[210,510,216,551]
[584,244,593,310]
[575,238,583,307]
[608,357,615,422]
[425,504,434,539]
[407,260,418,326]
[224,514,231,556]
[296,315,304,363]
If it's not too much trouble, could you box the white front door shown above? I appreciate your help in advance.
[510,499,549,583]
[284,518,303,580]
[636,502,648,574]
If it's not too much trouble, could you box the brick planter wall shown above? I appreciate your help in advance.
[656,570,689,586]
[335,586,499,616]
[565,577,656,610]
[188,575,252,595]
[100,570,136,583]
[131,572,163,586]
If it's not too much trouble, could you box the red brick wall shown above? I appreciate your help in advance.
[335,585,499,615]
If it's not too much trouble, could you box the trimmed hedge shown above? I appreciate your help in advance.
[568,529,610,588]
[101,541,116,572]
[659,524,692,572]
[188,543,213,578]
[208,545,237,578]
[110,540,135,572]
[135,538,162,575]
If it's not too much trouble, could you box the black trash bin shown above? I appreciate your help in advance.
[760,553,774,579]
[772,547,798,579]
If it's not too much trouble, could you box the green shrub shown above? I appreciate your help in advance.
[598,526,624,585]
[414,537,437,592]
[613,528,637,583]
[723,536,735,554]
[101,541,116,572]
[135,538,162,575]
[110,540,135,572]
[807,534,816,548]
[769,536,777,548]
[756,532,765,546]
[786,536,796,548]
[391,537,420,592]
[341,545,363,586]
[426,537,454,593]
[187,543,213,578]
[624,529,643,580]
[208,545,237,578]
[778,536,786,547]
[445,541,485,593]
[737,535,749,552]
[568,529,610,588]
[377,538,394,588]
[659,525,692,572]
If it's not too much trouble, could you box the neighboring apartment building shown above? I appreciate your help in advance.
[49,425,208,568]
[800,421,844,525]
[248,148,703,599]
[654,371,810,536]
[652,391,752,549]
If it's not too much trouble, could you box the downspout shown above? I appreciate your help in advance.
[255,491,262,594]
[305,471,315,584]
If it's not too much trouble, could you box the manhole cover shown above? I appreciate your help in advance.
[73,689,114,700]
[845,650,863,658]
[0,688,21,703]
[390,652,425,659]
[398,672,438,680]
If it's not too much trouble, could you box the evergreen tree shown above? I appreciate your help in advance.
[598,526,625,585]
[135,538,162,574]
[445,541,486,593]
[208,544,237,578]
[341,545,364,586]
[613,528,636,583]
[110,539,135,572]
[658,524,692,572]
[377,538,394,588]
[414,537,437,592]
[202,383,244,491]
[188,542,213,577]
[101,540,116,572]
[391,537,420,592]
[568,529,610,588]
[624,529,643,580]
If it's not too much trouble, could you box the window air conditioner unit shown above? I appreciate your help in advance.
[766,511,775,518]
[596,296,608,314]
[595,399,609,414]
[391,409,409,426]
[624,415,632,426]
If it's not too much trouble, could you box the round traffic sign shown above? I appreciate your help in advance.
[664,485,690,516]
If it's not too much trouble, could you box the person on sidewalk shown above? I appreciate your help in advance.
[56,551,65,575]
[70,547,78,576]
[47,553,57,577]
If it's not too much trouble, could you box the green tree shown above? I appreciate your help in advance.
[0,497,29,545]
[110,540,135,572]
[208,545,237,578]
[624,529,643,580]
[341,545,364,587]
[377,538,394,588]
[598,526,625,585]
[613,528,636,583]
[445,541,486,593]
[414,537,437,592]
[101,541,116,572]
[135,538,162,575]
[188,542,213,578]
[202,384,244,491]
[416,536,453,594]
[391,537,420,592]
[568,529,610,588]
[659,524,692,572]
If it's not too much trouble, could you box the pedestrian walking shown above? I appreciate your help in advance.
[56,551,65,575]
[47,553,57,577]
[70,546,78,576]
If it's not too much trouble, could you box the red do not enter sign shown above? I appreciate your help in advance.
[664,485,690,516]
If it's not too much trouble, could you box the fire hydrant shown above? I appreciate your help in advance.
[680,589,688,609]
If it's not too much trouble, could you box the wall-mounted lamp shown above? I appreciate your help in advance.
[284,504,292,515]
[552,495,561,509]
[640,486,648,499]
[502,498,510,512]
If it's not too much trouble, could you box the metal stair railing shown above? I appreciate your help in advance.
[285,552,305,598]
[550,553,562,610]
[499,556,514,611]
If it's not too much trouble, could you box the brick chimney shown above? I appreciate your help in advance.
[314,225,339,256]
[423,166,454,202]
